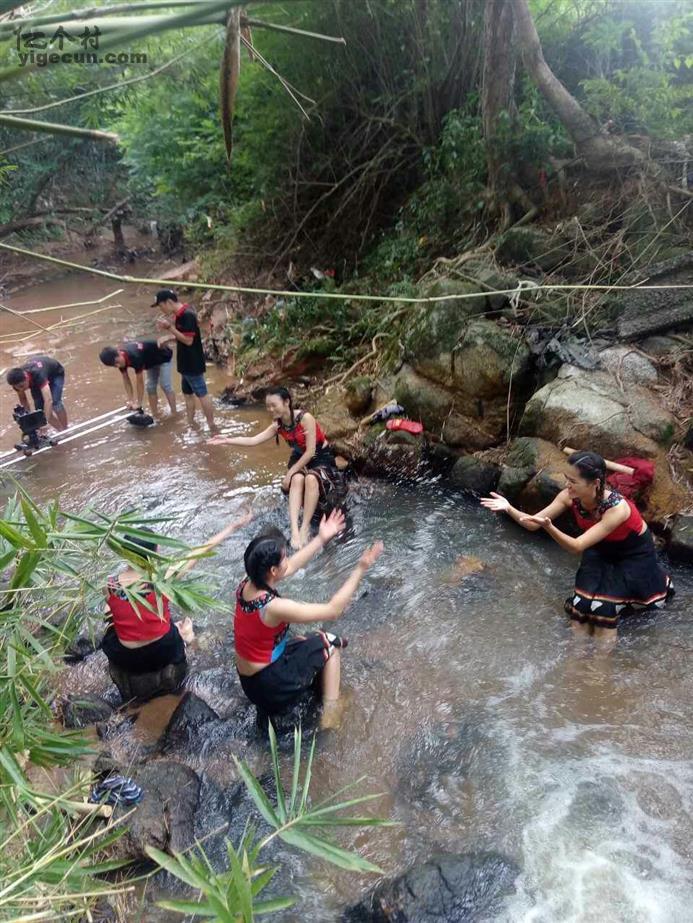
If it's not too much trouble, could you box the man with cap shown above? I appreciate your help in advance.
[6,354,68,430]
[152,289,217,432]
[99,339,176,417]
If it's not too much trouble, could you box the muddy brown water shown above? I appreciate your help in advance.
[2,272,693,922]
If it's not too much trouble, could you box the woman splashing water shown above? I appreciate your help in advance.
[235,508,383,730]
[209,386,344,549]
[481,451,673,643]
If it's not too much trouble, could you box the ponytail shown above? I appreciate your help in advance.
[243,527,287,594]
[567,450,607,502]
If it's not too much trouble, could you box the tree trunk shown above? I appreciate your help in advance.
[112,215,126,254]
[220,6,241,161]
[508,0,644,171]
[481,0,517,220]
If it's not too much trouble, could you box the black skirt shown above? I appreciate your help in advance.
[238,633,335,715]
[285,448,348,510]
[102,623,186,673]
[565,529,673,628]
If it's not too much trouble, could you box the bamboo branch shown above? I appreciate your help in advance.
[0,114,119,143]
[0,0,220,34]
[243,17,346,44]
[0,301,52,333]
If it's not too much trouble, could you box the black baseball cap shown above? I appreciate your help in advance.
[150,289,178,307]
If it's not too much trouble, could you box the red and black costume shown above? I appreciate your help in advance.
[234,577,337,716]
[101,574,185,673]
[565,490,673,628]
[276,410,347,511]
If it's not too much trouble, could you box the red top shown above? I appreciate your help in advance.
[276,410,328,453]
[572,491,644,543]
[106,575,171,642]
[234,578,288,664]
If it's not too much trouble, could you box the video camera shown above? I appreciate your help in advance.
[13,405,56,454]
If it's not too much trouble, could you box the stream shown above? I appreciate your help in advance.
[2,271,693,922]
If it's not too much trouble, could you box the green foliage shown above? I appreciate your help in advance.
[148,724,391,921]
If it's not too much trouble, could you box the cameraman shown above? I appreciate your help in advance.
[6,355,68,431]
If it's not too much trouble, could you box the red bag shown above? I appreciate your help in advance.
[606,456,655,499]
[386,418,424,436]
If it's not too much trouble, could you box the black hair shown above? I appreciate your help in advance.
[99,346,119,367]
[567,450,607,502]
[267,385,294,444]
[6,368,26,387]
[122,530,158,561]
[243,527,288,594]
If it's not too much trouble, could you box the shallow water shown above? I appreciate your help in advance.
[2,274,693,922]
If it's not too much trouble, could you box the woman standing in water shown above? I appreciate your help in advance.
[209,386,344,549]
[235,509,383,730]
[481,451,672,641]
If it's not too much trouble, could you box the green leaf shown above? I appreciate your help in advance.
[234,757,280,828]
[268,723,287,822]
[280,827,382,873]
[254,896,296,914]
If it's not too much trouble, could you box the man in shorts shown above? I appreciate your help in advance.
[152,289,217,432]
[99,339,177,416]
[6,354,68,430]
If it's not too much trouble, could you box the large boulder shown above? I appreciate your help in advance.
[508,436,569,511]
[60,693,114,729]
[598,346,657,386]
[496,226,572,272]
[450,456,500,494]
[520,364,676,459]
[342,852,519,922]
[116,760,201,860]
[308,387,361,443]
[344,377,374,416]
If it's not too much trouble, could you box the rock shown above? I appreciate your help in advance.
[598,346,658,386]
[520,364,677,458]
[342,852,519,922]
[497,465,534,500]
[157,692,224,756]
[394,365,499,450]
[63,635,100,664]
[116,760,201,860]
[668,513,693,564]
[450,456,500,494]
[614,254,693,339]
[442,555,487,586]
[461,260,519,312]
[308,387,361,442]
[60,693,114,729]
[108,660,187,704]
[507,437,568,511]
[160,259,199,283]
[344,377,374,416]
[640,335,686,358]
[636,448,688,528]
[496,225,572,271]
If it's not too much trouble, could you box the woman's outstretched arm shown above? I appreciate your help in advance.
[265,542,383,626]
[521,502,631,554]
[280,509,345,579]
[480,489,572,531]
[207,423,277,447]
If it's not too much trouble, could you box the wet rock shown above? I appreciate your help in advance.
[441,555,487,586]
[358,422,425,478]
[157,692,225,756]
[60,693,114,729]
[509,437,567,512]
[116,760,201,860]
[309,387,361,443]
[63,635,100,664]
[108,660,187,704]
[183,667,249,719]
[520,364,676,458]
[345,377,374,416]
[450,456,500,494]
[668,513,693,564]
[568,780,624,827]
[497,464,534,500]
[342,852,519,922]
[598,346,658,386]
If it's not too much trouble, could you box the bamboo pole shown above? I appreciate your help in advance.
[0,115,119,143]
[0,412,131,469]
[8,289,123,315]
[0,302,123,345]
[0,302,52,333]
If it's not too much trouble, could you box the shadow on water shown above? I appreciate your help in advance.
[2,275,693,920]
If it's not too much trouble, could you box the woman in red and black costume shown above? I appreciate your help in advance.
[209,386,344,549]
[234,508,383,730]
[481,451,673,642]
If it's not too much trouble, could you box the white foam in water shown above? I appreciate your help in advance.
[497,746,693,922]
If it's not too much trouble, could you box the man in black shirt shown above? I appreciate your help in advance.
[152,289,217,432]
[6,354,68,430]
[99,339,176,416]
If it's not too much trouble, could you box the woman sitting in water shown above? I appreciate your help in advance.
[235,508,382,730]
[209,386,344,549]
[102,511,252,676]
[481,451,673,641]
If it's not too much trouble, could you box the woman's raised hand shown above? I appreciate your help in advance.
[318,508,346,543]
[480,492,511,513]
[358,541,384,570]
[519,514,551,529]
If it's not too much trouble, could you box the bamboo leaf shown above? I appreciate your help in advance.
[233,757,280,828]
[279,827,383,873]
[254,896,296,914]
[268,723,287,823]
